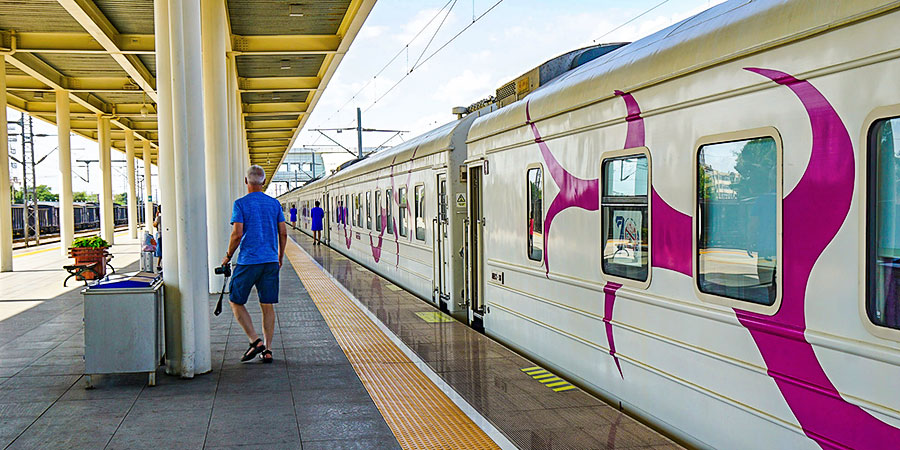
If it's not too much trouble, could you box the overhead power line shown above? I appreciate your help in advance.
[363,0,506,114]
[592,0,673,43]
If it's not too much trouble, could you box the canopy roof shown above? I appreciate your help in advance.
[0,0,374,182]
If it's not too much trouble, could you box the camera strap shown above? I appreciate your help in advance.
[214,271,230,316]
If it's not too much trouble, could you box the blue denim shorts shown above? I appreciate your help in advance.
[229,262,280,305]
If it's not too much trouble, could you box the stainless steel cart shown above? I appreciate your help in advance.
[82,273,164,388]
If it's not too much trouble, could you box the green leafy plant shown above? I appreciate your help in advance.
[71,235,110,249]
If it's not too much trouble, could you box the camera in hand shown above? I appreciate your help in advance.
[215,263,232,277]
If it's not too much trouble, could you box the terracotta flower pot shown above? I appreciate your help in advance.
[68,247,109,280]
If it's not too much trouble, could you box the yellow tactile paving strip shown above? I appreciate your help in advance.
[285,242,499,450]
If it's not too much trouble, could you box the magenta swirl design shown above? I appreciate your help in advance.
[732,68,900,449]
[525,101,600,278]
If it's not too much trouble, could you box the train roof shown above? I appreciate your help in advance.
[468,0,899,143]
[303,118,465,189]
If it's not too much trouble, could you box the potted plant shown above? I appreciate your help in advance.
[69,236,111,280]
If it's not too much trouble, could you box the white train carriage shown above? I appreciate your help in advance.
[286,109,490,319]
[283,0,900,447]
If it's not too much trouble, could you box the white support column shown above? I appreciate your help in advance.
[98,115,114,245]
[0,56,11,272]
[57,90,74,256]
[125,130,138,239]
[170,0,211,377]
[202,0,232,294]
[226,57,241,202]
[154,0,182,376]
[143,140,153,233]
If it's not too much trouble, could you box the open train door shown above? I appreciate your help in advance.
[464,162,485,331]
[433,172,451,310]
[324,192,330,244]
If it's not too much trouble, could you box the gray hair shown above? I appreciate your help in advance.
[246,165,266,185]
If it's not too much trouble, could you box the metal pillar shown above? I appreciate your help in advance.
[0,56,11,272]
[170,0,211,377]
[154,0,182,377]
[125,130,138,239]
[98,115,114,245]
[142,140,153,233]
[202,0,232,293]
[57,89,74,255]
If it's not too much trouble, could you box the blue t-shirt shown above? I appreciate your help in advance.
[311,207,324,230]
[289,207,297,222]
[231,192,285,265]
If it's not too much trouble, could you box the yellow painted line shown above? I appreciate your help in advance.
[285,241,498,450]
[522,366,541,371]
[545,381,569,387]
[414,311,455,323]
[532,373,556,380]
[538,377,563,384]
[522,368,546,375]
[553,385,577,392]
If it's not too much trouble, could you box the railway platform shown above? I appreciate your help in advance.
[0,231,680,449]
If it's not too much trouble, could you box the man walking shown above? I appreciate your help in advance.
[289,203,297,229]
[222,165,287,363]
[311,200,324,245]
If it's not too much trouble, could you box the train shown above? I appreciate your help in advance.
[10,201,148,239]
[279,1,900,448]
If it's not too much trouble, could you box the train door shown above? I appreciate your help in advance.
[324,192,330,244]
[433,173,450,310]
[465,163,485,330]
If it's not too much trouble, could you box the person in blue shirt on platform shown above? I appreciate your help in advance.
[289,204,297,229]
[311,200,324,246]
[222,165,287,364]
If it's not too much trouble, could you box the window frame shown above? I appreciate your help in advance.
[525,163,544,264]
[860,105,900,342]
[692,127,783,316]
[375,190,383,232]
[398,186,409,237]
[386,188,394,235]
[356,193,362,227]
[599,147,652,289]
[366,191,372,230]
[414,183,426,241]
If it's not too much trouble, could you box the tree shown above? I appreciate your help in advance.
[73,191,99,202]
[733,138,777,199]
[114,192,127,205]
[13,185,57,203]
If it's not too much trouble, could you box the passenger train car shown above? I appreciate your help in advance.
[10,201,148,239]
[280,1,900,447]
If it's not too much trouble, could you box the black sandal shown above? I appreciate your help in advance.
[260,350,273,364]
[241,338,266,362]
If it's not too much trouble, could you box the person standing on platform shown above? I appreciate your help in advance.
[311,200,324,246]
[222,165,287,364]
[289,204,297,229]
[153,206,162,272]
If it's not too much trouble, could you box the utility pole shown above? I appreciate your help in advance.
[357,107,363,159]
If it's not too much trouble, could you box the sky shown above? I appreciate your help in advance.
[7,0,725,200]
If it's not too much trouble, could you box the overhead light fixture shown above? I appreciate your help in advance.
[272,93,280,101]
[289,4,304,16]
[140,105,149,118]
[34,91,44,100]
[281,59,291,70]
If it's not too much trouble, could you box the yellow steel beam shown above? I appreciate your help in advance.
[238,76,319,92]
[243,102,309,114]
[55,0,157,100]
[2,31,155,54]
[246,130,295,139]
[231,34,341,55]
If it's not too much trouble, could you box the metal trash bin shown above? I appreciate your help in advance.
[82,272,165,388]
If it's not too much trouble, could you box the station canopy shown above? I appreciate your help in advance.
[0,0,372,180]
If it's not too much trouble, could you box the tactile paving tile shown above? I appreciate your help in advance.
[285,243,499,450]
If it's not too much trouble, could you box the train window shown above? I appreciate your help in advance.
[386,189,394,234]
[375,191,383,232]
[415,184,425,241]
[697,136,778,306]
[398,187,408,237]
[601,153,649,282]
[527,167,543,261]
[366,191,372,230]
[355,194,362,227]
[867,116,900,331]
